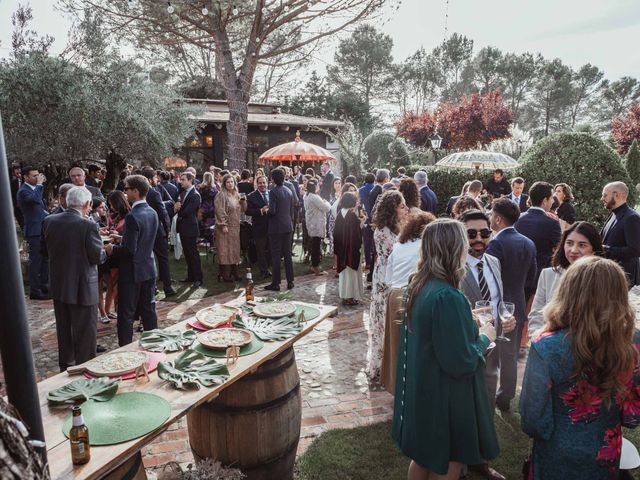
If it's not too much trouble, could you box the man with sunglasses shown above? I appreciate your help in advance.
[459,209,513,480]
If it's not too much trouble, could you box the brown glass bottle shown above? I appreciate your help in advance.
[245,268,255,302]
[69,405,90,465]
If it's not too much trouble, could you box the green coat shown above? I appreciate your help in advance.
[392,279,499,474]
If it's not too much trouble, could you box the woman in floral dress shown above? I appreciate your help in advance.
[520,256,640,480]
[366,190,408,379]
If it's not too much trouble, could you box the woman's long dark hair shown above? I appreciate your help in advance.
[107,190,131,218]
[552,221,603,270]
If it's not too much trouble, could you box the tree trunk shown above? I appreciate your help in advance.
[226,95,249,171]
[104,148,126,191]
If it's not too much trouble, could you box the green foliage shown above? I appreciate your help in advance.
[424,168,494,213]
[157,350,229,390]
[47,377,120,405]
[139,329,197,353]
[362,131,408,171]
[626,139,640,187]
[518,132,634,226]
[233,315,302,341]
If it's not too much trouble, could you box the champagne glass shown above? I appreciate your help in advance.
[497,301,514,342]
[474,300,493,327]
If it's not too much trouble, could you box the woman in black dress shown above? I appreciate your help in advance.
[554,183,576,227]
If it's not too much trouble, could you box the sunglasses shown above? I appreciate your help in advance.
[467,228,492,239]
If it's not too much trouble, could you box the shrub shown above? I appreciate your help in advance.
[626,139,640,187]
[362,130,409,171]
[518,132,634,226]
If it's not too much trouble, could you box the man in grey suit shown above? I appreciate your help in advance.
[43,186,106,372]
[459,209,514,480]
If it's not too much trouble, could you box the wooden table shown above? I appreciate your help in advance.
[38,298,337,480]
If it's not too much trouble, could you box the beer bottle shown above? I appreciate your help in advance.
[245,268,255,302]
[70,405,90,465]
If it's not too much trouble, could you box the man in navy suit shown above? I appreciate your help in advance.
[414,170,438,214]
[487,198,537,412]
[105,175,159,346]
[141,167,176,296]
[16,166,50,299]
[175,171,203,288]
[507,177,529,213]
[160,171,179,202]
[514,181,561,299]
[601,181,640,286]
[246,175,271,279]
[265,168,295,291]
[319,162,335,201]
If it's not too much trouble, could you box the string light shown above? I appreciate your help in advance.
[202,7,208,15]
[232,5,239,15]
[167,2,174,13]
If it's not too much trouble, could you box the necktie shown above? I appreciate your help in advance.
[180,190,187,203]
[477,261,491,301]
[262,192,268,203]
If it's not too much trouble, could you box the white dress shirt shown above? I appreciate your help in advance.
[466,253,501,318]
[385,239,421,288]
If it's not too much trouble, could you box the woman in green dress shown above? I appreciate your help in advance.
[392,218,499,480]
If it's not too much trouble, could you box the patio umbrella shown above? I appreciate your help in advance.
[164,157,188,168]
[435,151,519,170]
[258,131,336,166]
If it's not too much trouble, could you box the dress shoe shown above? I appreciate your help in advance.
[164,289,178,297]
[264,284,280,291]
[96,344,107,353]
[287,282,294,290]
[191,281,203,288]
[29,293,51,300]
[468,463,506,480]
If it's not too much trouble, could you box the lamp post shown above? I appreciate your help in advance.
[430,133,443,164]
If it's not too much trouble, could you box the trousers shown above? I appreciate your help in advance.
[53,300,97,372]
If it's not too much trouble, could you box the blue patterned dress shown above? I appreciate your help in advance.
[520,329,640,479]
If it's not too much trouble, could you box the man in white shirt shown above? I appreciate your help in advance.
[507,177,528,212]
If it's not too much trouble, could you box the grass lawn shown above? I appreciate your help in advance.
[157,238,334,302]
[296,406,640,480]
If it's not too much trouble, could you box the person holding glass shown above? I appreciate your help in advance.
[393,218,499,480]
[554,183,576,228]
[214,173,247,282]
[527,221,603,339]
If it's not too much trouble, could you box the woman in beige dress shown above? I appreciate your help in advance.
[215,173,247,282]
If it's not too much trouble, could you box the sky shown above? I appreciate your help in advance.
[1,0,639,81]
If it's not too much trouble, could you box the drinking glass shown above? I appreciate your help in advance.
[474,300,493,327]
[497,301,514,342]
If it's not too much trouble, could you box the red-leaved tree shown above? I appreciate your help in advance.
[612,103,640,154]
[395,91,513,150]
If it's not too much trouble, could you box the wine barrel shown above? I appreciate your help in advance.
[102,451,146,480]
[187,347,302,480]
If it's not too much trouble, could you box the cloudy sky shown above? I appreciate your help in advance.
[1,0,639,80]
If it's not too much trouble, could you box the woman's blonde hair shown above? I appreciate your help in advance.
[542,256,638,405]
[405,218,468,319]
[202,171,214,188]
[220,173,239,198]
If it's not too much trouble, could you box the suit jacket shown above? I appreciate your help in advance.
[155,183,175,218]
[246,190,269,238]
[601,203,640,285]
[85,184,104,200]
[146,187,170,238]
[419,185,438,214]
[508,193,529,213]
[461,254,504,307]
[366,184,383,219]
[446,195,461,216]
[16,183,48,237]
[176,187,201,238]
[514,208,561,287]
[42,209,106,305]
[111,202,158,283]
[486,227,537,323]
[52,206,66,215]
[320,170,335,200]
[267,184,294,235]
[161,181,179,202]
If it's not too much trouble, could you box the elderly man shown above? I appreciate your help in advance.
[68,166,104,200]
[601,181,640,286]
[414,170,438,214]
[43,186,106,371]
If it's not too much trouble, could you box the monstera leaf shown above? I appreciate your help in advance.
[233,315,302,341]
[47,377,120,405]
[139,329,197,352]
[261,291,294,303]
[157,350,230,390]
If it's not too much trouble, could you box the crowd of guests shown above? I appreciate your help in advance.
[11,158,640,479]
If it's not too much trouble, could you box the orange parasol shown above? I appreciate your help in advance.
[258,131,336,166]
[164,157,187,168]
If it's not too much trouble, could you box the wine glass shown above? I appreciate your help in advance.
[497,301,514,342]
[474,300,493,327]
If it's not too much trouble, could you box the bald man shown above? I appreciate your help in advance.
[601,181,640,285]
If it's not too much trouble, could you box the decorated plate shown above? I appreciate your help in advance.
[195,305,242,329]
[86,351,148,377]
[197,328,253,350]
[252,301,297,318]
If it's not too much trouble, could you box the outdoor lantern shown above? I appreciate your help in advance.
[430,133,442,150]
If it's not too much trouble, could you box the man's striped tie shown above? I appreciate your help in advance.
[477,261,491,301]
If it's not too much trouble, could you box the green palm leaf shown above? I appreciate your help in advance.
[157,350,230,390]
[233,315,302,341]
[139,329,197,352]
[47,377,120,405]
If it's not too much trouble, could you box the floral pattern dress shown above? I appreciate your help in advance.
[366,226,397,379]
[520,329,640,479]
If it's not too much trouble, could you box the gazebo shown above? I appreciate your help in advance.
[434,151,519,171]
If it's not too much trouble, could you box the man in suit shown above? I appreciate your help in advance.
[43,186,106,371]
[265,168,295,291]
[601,181,640,286]
[414,170,438,214]
[105,175,159,346]
[68,166,104,200]
[85,164,102,188]
[51,183,74,215]
[487,198,537,413]
[507,177,529,212]
[459,209,514,480]
[16,166,50,299]
[159,170,179,202]
[141,167,176,297]
[246,175,271,279]
[10,163,24,229]
[175,171,203,288]
[319,161,335,201]
[514,181,561,300]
